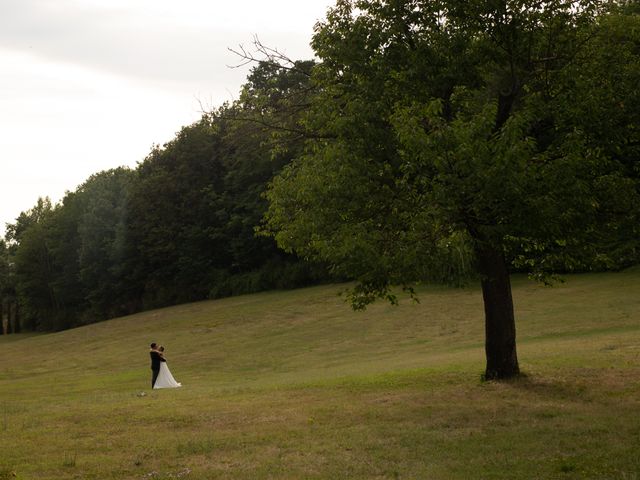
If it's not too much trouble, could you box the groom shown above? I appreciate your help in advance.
[149,343,166,388]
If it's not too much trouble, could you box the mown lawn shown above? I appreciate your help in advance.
[1,269,639,479]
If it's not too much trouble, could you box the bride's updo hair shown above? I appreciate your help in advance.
[159,346,165,352]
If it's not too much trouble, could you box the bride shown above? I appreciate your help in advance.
[154,346,182,389]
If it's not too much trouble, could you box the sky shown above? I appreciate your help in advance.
[0,0,334,235]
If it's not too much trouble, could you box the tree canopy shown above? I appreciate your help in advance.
[262,0,640,378]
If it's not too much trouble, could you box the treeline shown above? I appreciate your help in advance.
[0,60,329,332]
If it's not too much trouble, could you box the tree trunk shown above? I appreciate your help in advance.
[476,245,520,380]
[13,302,21,334]
[0,298,5,335]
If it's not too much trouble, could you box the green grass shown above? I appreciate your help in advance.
[1,270,639,479]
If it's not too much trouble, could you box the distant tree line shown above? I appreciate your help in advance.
[0,60,330,332]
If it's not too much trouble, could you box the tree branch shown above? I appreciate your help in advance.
[227,35,313,77]
[210,111,336,140]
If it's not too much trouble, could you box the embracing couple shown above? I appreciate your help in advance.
[150,343,182,389]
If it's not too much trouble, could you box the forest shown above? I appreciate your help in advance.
[0,59,329,332]
[1,0,639,366]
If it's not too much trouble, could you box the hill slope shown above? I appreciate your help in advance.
[1,271,639,479]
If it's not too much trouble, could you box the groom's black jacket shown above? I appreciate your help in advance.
[150,350,166,370]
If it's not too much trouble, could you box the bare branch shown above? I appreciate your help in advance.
[227,35,312,77]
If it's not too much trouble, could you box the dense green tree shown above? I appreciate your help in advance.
[6,171,136,330]
[124,59,327,308]
[546,7,640,269]
[5,197,54,245]
[75,168,136,321]
[263,0,640,379]
[126,99,326,307]
[44,191,86,327]
[8,198,58,330]
[211,59,328,293]
[12,195,88,330]
[126,118,243,308]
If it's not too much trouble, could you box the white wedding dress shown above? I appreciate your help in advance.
[154,362,182,389]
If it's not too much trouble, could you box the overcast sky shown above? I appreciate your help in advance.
[0,0,333,234]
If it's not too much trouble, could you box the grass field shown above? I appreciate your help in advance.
[1,270,639,479]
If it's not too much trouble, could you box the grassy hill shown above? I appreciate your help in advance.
[1,270,639,479]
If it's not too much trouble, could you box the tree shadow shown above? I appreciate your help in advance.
[483,371,590,401]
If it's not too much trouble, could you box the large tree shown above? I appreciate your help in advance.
[125,118,229,308]
[76,168,136,321]
[5,171,136,330]
[7,198,61,330]
[263,0,640,379]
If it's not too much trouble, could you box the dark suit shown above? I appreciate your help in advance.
[150,350,166,388]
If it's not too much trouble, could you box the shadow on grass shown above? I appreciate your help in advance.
[482,371,590,401]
